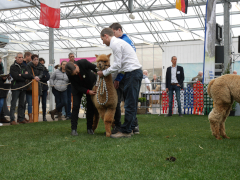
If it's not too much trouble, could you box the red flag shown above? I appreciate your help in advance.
[39,0,60,28]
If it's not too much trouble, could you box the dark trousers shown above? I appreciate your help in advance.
[67,84,72,117]
[114,80,124,128]
[121,69,143,133]
[10,90,26,122]
[52,87,68,113]
[39,90,48,117]
[168,85,182,114]
[71,93,94,130]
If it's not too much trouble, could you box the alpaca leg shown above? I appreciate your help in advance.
[92,109,100,132]
[98,108,106,120]
[220,105,231,139]
[104,108,116,137]
[208,107,222,140]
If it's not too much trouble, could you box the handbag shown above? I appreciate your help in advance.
[26,67,35,91]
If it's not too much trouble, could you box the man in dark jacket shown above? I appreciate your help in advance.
[39,58,50,121]
[65,59,97,136]
[9,52,32,125]
[23,52,32,66]
[65,52,76,120]
[165,56,184,117]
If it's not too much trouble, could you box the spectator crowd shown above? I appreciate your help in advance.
[0,52,74,125]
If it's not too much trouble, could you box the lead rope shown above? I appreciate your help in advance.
[97,77,108,105]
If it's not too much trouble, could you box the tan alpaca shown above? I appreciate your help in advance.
[91,54,118,137]
[207,74,240,140]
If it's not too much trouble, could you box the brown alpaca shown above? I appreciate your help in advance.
[91,54,118,137]
[207,74,240,140]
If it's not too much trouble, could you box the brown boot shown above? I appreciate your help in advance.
[18,119,28,124]
[49,109,58,120]
[58,112,62,121]
[28,113,33,123]
[24,118,29,123]
[0,117,10,123]
[10,121,18,125]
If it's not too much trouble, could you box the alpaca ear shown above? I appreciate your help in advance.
[95,54,98,58]
[107,53,112,58]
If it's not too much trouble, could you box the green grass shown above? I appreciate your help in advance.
[1,115,240,180]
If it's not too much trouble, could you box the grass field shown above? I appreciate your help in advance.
[1,114,240,180]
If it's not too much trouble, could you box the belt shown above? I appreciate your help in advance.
[171,83,178,85]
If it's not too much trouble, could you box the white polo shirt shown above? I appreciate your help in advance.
[103,37,142,76]
[171,66,178,83]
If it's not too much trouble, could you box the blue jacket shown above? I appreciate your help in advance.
[119,34,136,52]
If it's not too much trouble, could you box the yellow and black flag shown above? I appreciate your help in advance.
[176,0,188,14]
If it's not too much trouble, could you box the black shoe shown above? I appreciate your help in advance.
[43,116,47,122]
[71,130,78,136]
[133,126,140,134]
[111,126,121,134]
[66,116,71,120]
[179,114,183,117]
[87,129,94,135]
[165,114,172,117]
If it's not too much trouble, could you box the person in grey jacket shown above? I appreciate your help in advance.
[49,61,69,121]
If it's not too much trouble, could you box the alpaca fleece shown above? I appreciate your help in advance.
[91,54,118,137]
[207,74,240,140]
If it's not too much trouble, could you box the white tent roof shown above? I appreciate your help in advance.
[0,0,239,52]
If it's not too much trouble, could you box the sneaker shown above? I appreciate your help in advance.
[66,116,71,120]
[110,132,131,138]
[133,126,140,134]
[179,114,183,117]
[87,129,94,135]
[164,114,172,117]
[71,130,78,136]
[111,126,121,134]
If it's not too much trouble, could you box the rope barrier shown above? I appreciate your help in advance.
[0,80,33,91]
[0,81,71,91]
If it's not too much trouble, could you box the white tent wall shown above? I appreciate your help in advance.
[161,38,239,83]
[136,45,162,79]
[161,40,205,83]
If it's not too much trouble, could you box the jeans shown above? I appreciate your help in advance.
[39,90,47,117]
[71,93,95,130]
[67,84,72,117]
[0,98,4,114]
[121,69,143,133]
[52,87,68,113]
[26,93,32,113]
[168,85,182,114]
[10,90,26,122]
[62,106,66,116]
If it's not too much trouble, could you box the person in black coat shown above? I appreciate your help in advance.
[25,54,44,123]
[65,59,97,136]
[39,58,50,122]
[0,61,7,121]
[165,56,184,117]
[9,52,32,125]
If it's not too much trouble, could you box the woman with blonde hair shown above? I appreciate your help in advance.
[49,61,69,121]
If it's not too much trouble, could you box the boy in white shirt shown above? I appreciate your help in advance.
[97,28,142,138]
